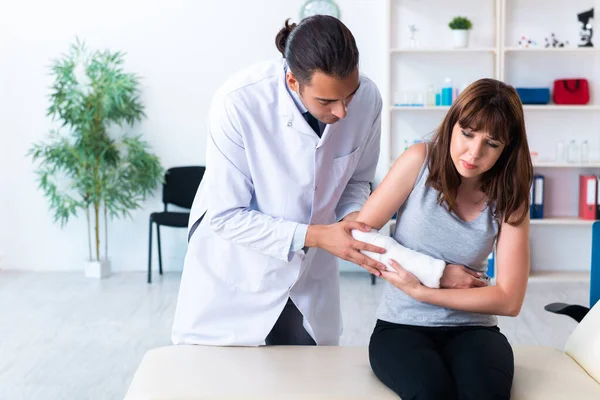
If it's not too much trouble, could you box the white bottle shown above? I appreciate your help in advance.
[568,140,579,164]
[581,140,590,164]
[555,141,566,162]
[426,85,435,106]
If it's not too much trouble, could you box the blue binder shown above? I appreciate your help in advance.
[531,175,545,219]
[487,249,495,278]
[591,222,600,308]
[529,182,535,219]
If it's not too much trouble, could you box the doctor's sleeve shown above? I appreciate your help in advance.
[205,96,299,262]
[335,96,382,222]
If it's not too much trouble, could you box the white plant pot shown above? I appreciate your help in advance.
[85,259,111,279]
[452,29,470,48]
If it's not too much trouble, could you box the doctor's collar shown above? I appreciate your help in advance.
[283,63,308,115]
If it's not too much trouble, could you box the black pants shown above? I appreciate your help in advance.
[369,320,514,400]
[264,298,316,346]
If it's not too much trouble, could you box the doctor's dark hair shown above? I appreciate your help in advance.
[275,16,359,84]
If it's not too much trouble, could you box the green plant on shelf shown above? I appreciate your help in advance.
[449,16,472,30]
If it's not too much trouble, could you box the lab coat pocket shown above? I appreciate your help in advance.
[332,146,362,192]
[201,234,270,293]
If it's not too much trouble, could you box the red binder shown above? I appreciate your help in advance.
[579,175,598,220]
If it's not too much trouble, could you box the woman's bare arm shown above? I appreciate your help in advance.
[385,210,530,317]
[356,143,426,228]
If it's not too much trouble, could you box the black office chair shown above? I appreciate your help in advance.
[544,221,600,322]
[148,166,205,283]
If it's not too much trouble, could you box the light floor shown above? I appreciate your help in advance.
[0,271,589,400]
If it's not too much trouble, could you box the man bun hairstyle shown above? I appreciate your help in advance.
[275,15,359,84]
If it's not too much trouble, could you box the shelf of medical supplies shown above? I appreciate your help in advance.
[530,217,596,226]
[391,106,450,111]
[390,48,497,54]
[523,105,600,111]
[390,217,594,226]
[533,161,600,168]
[388,160,600,169]
[504,47,600,53]
[391,105,600,112]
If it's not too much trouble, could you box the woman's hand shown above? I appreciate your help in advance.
[380,258,422,297]
[440,264,489,289]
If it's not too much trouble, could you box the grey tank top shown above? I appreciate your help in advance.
[377,145,499,327]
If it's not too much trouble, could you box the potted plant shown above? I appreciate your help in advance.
[449,16,472,48]
[29,40,164,278]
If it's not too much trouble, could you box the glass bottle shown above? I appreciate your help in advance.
[555,141,566,162]
[581,140,590,164]
[568,140,579,164]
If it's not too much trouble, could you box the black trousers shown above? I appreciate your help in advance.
[369,320,514,400]
[265,298,316,346]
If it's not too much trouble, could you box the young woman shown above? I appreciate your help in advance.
[357,78,533,399]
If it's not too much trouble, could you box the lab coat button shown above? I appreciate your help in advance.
[287,121,292,127]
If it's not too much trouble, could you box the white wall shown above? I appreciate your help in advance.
[0,0,386,271]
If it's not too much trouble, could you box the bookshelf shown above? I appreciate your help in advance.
[383,0,600,275]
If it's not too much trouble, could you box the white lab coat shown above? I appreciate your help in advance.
[172,58,382,346]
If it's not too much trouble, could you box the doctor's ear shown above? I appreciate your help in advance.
[286,71,300,93]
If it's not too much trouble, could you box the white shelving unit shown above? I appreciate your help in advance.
[530,217,596,226]
[504,47,600,53]
[533,161,600,168]
[390,48,498,53]
[384,0,600,276]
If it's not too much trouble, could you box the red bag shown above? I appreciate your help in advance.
[553,79,590,105]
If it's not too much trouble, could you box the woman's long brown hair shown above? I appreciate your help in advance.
[426,78,533,225]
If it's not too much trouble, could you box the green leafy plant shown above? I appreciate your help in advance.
[449,16,473,30]
[29,39,164,262]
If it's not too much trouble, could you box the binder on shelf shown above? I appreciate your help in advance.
[579,175,598,220]
[487,249,495,279]
[531,175,545,219]
[529,181,534,218]
[597,176,600,219]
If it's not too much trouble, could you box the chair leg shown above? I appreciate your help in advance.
[148,219,153,284]
[157,224,163,275]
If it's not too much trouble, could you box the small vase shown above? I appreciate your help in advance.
[85,259,111,279]
[452,29,469,48]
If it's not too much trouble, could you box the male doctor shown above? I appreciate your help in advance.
[172,15,386,346]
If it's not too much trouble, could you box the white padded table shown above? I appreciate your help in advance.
[511,346,600,400]
[125,345,397,399]
[125,344,600,399]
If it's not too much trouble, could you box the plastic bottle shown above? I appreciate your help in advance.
[568,140,579,164]
[581,140,589,164]
[441,78,453,106]
[426,85,435,107]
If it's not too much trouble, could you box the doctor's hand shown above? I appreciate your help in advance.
[305,221,387,276]
[440,264,488,289]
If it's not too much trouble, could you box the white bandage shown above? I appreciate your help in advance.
[351,229,446,288]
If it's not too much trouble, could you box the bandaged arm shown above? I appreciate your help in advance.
[352,229,446,288]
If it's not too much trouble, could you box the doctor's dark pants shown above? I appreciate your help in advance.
[265,298,316,346]
[369,320,514,399]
